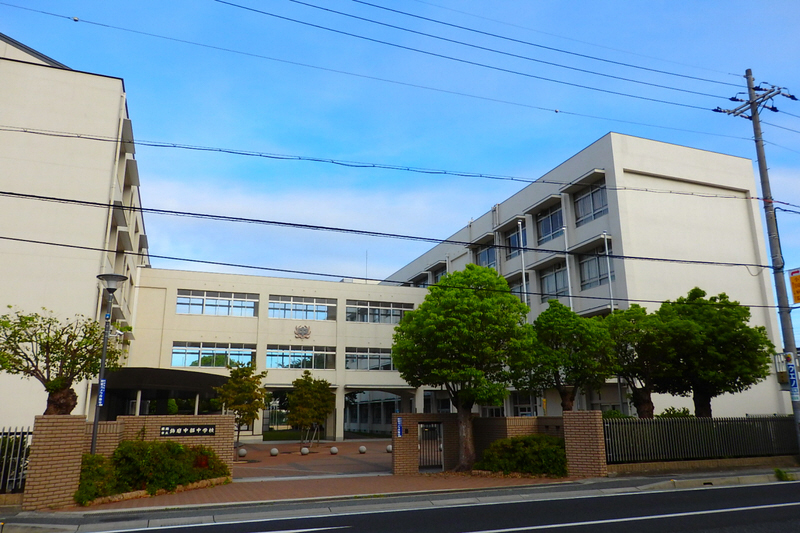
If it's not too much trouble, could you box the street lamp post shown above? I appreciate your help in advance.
[90,273,128,455]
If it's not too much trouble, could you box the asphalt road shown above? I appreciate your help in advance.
[58,481,800,533]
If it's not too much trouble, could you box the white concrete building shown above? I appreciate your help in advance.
[0,34,790,435]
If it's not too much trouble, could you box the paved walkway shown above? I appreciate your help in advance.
[53,439,576,512]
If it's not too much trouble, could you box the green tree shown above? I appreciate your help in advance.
[213,363,270,444]
[604,305,676,419]
[654,288,773,417]
[0,309,124,415]
[392,264,529,470]
[287,370,335,443]
[510,300,613,412]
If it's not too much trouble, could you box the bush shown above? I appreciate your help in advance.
[656,407,693,418]
[602,409,633,419]
[474,434,567,477]
[75,440,230,504]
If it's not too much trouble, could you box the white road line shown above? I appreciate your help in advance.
[461,501,800,532]
[252,528,350,533]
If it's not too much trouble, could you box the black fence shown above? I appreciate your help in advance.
[604,416,799,465]
[1,427,31,494]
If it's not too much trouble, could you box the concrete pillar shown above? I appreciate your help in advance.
[414,388,425,414]
[334,386,345,441]
[134,389,142,416]
[193,393,199,416]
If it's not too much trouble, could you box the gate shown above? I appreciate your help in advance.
[418,422,443,472]
[1,427,31,494]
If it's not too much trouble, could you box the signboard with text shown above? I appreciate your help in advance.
[790,269,800,304]
[160,425,216,437]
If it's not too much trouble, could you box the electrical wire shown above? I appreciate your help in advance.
[213,0,712,111]
[0,190,776,271]
[3,124,799,210]
[762,121,800,135]
[282,0,728,99]
[0,233,784,310]
[351,0,741,88]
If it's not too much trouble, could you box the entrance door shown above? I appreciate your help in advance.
[418,422,443,472]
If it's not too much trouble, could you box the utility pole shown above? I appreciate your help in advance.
[715,69,799,447]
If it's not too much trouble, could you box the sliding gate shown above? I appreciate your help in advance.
[418,422,443,472]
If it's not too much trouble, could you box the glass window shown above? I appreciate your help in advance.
[504,225,527,259]
[171,342,255,368]
[431,267,447,284]
[266,345,336,369]
[579,244,615,290]
[475,244,497,269]
[176,290,258,317]
[268,295,336,321]
[344,301,413,324]
[536,205,564,244]
[574,180,608,227]
[345,347,394,370]
[539,262,569,302]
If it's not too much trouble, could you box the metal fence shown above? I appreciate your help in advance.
[1,426,31,494]
[604,416,799,465]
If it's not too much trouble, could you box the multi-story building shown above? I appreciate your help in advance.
[0,34,790,436]
[0,33,149,427]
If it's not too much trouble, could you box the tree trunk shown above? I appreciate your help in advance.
[44,387,77,415]
[455,404,475,471]
[557,386,575,412]
[630,388,654,419]
[692,391,713,418]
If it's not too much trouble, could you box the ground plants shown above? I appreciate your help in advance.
[474,434,567,477]
[74,440,229,505]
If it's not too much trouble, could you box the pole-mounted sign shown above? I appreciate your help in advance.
[790,269,800,305]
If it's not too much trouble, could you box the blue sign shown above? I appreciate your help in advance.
[98,379,107,407]
[397,417,403,438]
[787,361,800,402]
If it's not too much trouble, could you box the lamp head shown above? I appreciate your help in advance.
[97,273,128,294]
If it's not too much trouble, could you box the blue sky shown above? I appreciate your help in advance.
[2,1,799,309]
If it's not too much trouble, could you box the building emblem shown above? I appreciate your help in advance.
[294,325,311,339]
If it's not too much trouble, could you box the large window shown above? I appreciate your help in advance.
[474,244,497,269]
[345,347,394,370]
[536,205,564,244]
[266,345,336,369]
[574,180,608,226]
[345,300,413,324]
[431,267,447,284]
[171,342,256,368]
[504,225,527,259]
[579,245,615,290]
[176,290,259,317]
[268,295,337,321]
[509,275,530,306]
[539,262,569,302]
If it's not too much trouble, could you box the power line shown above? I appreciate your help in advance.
[214,0,712,111]
[0,233,783,310]
[0,189,775,271]
[351,0,741,88]
[4,124,799,210]
[282,0,729,99]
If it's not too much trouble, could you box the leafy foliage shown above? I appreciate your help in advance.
[655,406,693,418]
[654,288,773,417]
[601,409,633,419]
[0,309,125,414]
[213,363,270,443]
[474,434,567,477]
[287,370,335,441]
[74,441,229,505]
[510,300,612,412]
[392,264,529,470]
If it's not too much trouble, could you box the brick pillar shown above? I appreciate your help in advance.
[391,413,419,475]
[563,410,608,478]
[23,415,87,511]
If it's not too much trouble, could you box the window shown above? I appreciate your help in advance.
[574,180,608,226]
[266,345,336,369]
[509,276,530,306]
[345,300,413,324]
[536,205,564,244]
[176,290,259,317]
[268,295,337,321]
[171,342,256,368]
[539,262,568,302]
[345,347,394,370]
[475,244,497,269]
[579,244,615,290]
[504,225,527,259]
[432,267,447,284]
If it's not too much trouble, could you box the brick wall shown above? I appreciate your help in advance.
[22,416,86,511]
[563,410,607,478]
[473,416,565,459]
[391,413,459,475]
[83,421,123,458]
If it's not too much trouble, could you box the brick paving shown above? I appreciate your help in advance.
[55,440,569,512]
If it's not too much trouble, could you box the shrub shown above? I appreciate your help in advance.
[602,409,633,419]
[75,440,230,504]
[656,407,693,418]
[474,434,567,477]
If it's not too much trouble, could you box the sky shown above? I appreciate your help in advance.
[2,2,799,313]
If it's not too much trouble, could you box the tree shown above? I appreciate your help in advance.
[0,309,124,415]
[654,288,773,417]
[287,370,335,443]
[604,305,676,418]
[392,264,529,470]
[510,301,613,412]
[213,363,270,444]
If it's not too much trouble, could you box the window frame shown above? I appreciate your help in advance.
[535,204,564,244]
[539,261,569,303]
[574,180,608,227]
